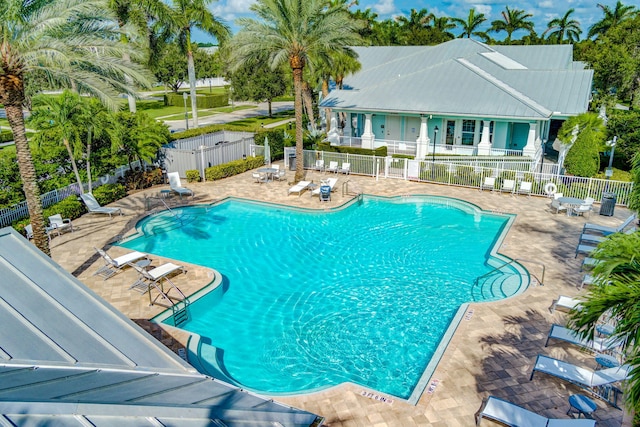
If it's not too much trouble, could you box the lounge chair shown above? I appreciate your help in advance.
[312,177,338,197]
[288,180,311,196]
[550,295,582,313]
[530,354,631,408]
[480,177,495,191]
[48,214,73,236]
[80,193,123,218]
[314,159,325,172]
[476,395,596,426]
[583,214,636,236]
[581,257,601,271]
[129,262,185,295]
[93,247,148,280]
[167,171,194,199]
[326,161,339,173]
[500,179,515,194]
[338,162,351,174]
[517,181,532,197]
[545,324,623,354]
[575,242,597,258]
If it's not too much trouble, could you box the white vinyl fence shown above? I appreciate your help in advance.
[284,148,634,206]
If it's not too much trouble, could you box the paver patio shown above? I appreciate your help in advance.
[49,164,633,426]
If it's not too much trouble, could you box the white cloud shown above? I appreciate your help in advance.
[373,0,396,15]
[538,1,554,8]
[474,5,492,15]
[211,0,256,23]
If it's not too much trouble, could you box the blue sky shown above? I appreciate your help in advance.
[195,0,639,43]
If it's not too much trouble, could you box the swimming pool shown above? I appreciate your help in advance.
[120,195,528,402]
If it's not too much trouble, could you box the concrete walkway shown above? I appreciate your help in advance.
[48,169,632,427]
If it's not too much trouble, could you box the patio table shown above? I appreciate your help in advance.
[558,196,585,216]
[257,167,278,182]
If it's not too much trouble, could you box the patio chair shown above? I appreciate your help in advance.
[312,177,338,197]
[530,354,631,408]
[93,247,149,280]
[274,168,286,181]
[550,193,568,214]
[500,179,515,194]
[129,262,185,294]
[80,193,123,218]
[545,324,623,354]
[252,172,267,184]
[516,181,532,197]
[24,224,54,242]
[550,295,583,313]
[167,171,194,199]
[573,197,595,217]
[476,396,595,426]
[288,180,311,196]
[582,214,637,236]
[338,162,351,174]
[480,177,495,192]
[48,214,73,236]
[315,159,325,172]
[326,161,339,173]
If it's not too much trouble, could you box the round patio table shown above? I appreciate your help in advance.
[558,196,585,216]
[257,167,278,182]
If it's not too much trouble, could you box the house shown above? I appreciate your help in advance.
[0,227,322,426]
[320,39,593,159]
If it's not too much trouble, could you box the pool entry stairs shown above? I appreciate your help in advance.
[142,197,209,236]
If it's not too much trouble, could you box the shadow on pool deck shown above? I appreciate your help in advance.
[49,165,632,427]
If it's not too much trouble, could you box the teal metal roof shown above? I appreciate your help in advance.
[0,227,321,426]
[321,39,593,120]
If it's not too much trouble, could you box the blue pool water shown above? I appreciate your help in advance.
[120,195,525,400]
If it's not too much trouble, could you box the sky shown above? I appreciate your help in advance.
[194,0,640,43]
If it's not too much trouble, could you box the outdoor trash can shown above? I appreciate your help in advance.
[319,185,331,202]
[600,192,616,216]
[289,153,296,171]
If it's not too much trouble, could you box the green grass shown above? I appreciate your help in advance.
[138,100,257,120]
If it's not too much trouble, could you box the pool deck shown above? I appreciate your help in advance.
[50,165,633,426]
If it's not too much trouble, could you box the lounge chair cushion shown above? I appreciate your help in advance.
[476,396,595,427]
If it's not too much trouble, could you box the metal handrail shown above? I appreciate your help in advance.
[476,258,545,287]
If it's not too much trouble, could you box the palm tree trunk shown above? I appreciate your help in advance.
[5,102,50,256]
[63,138,84,193]
[302,81,316,131]
[187,45,198,128]
[322,78,331,132]
[86,127,93,193]
[292,66,305,182]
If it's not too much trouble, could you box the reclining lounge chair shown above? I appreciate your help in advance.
[476,395,595,426]
[80,193,123,219]
[288,181,311,196]
[545,324,623,354]
[167,171,194,199]
[93,248,148,280]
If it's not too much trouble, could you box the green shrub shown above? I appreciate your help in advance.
[0,130,13,143]
[564,128,601,177]
[170,124,251,141]
[316,141,387,157]
[391,154,415,159]
[186,169,201,183]
[92,183,127,205]
[118,167,164,191]
[165,93,228,109]
[255,129,288,161]
[43,195,86,220]
[204,156,264,181]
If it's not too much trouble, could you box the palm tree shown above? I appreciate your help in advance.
[82,98,111,193]
[490,6,535,43]
[0,0,152,256]
[544,8,582,44]
[452,8,487,39]
[395,8,434,45]
[169,0,229,129]
[29,91,88,193]
[230,0,362,182]
[588,1,638,39]
[430,16,457,43]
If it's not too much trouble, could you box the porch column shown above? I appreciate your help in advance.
[415,116,430,160]
[361,113,374,149]
[522,122,538,157]
[343,113,352,137]
[326,112,341,145]
[476,120,492,155]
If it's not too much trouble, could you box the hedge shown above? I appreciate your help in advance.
[164,93,228,109]
[186,170,201,183]
[205,156,264,181]
[92,183,127,206]
[170,123,252,141]
[316,141,387,157]
[0,130,13,143]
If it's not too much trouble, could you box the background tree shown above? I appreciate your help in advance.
[452,8,487,39]
[395,8,433,45]
[0,0,152,255]
[605,109,640,168]
[169,0,229,128]
[587,1,637,39]
[224,59,287,117]
[544,8,582,44]
[490,6,535,44]
[152,42,189,93]
[230,0,362,182]
[560,113,606,177]
[428,16,456,44]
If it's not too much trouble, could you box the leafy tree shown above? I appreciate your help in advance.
[561,113,606,177]
[351,8,379,44]
[606,109,640,168]
[230,0,362,182]
[153,42,189,92]
[544,8,582,44]
[0,149,23,208]
[490,6,535,43]
[587,1,638,39]
[225,59,287,117]
[169,0,230,128]
[29,91,88,192]
[82,98,112,193]
[630,153,640,212]
[0,0,152,256]
[451,8,487,39]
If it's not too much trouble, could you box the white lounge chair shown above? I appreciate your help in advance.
[338,162,351,174]
[545,324,623,354]
[583,214,636,236]
[129,262,185,294]
[480,177,495,191]
[326,161,339,173]
[476,395,595,426]
[80,193,123,218]
[167,171,194,199]
[288,180,311,196]
[517,181,532,197]
[314,159,325,172]
[93,247,148,280]
[312,177,338,196]
[530,354,631,408]
[48,214,73,236]
[550,295,582,313]
[500,179,515,194]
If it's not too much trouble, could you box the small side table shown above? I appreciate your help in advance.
[595,353,620,370]
[160,189,172,198]
[567,394,597,419]
[308,183,318,197]
[136,259,152,271]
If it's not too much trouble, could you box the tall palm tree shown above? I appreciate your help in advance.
[452,8,487,39]
[169,0,229,129]
[490,6,535,43]
[29,91,88,193]
[82,98,111,193]
[395,8,434,45]
[230,0,362,182]
[0,0,152,256]
[430,16,457,43]
[544,8,582,44]
[588,1,638,39]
